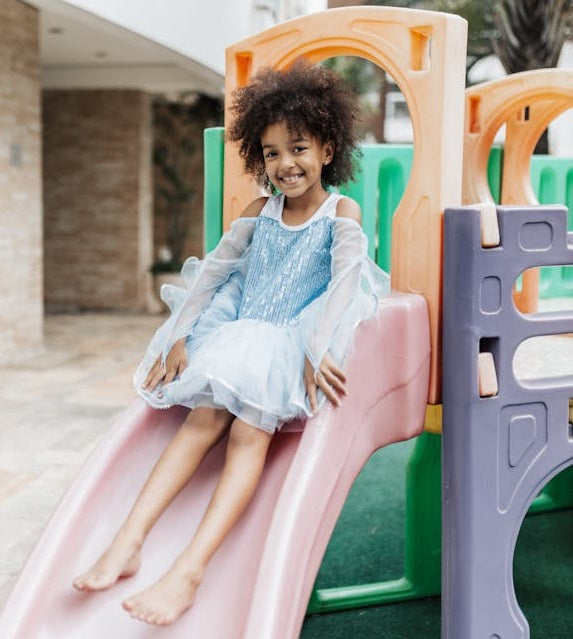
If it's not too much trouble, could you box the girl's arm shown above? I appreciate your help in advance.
[142,198,267,391]
[163,197,267,353]
[302,197,389,410]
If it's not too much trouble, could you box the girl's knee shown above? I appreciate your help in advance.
[181,407,233,440]
[227,419,272,451]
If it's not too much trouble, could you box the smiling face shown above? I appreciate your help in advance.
[261,121,334,201]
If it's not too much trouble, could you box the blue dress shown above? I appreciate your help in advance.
[134,193,389,433]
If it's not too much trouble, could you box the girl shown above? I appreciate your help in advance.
[73,59,389,626]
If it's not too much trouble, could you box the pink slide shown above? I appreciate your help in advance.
[0,292,429,639]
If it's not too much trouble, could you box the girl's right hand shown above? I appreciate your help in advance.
[142,338,188,392]
[304,353,347,414]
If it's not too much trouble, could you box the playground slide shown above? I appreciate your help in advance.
[0,292,429,639]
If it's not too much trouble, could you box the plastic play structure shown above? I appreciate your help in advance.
[206,67,573,614]
[1,5,573,639]
[442,203,573,639]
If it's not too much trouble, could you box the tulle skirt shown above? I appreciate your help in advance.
[135,279,382,434]
[138,319,310,432]
[135,269,312,433]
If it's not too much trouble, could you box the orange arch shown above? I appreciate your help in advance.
[464,69,573,312]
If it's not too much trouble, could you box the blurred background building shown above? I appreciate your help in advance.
[0,0,326,363]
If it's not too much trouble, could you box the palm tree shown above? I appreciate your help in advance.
[366,0,496,80]
[493,0,573,152]
[493,0,573,74]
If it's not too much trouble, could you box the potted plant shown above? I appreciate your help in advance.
[151,139,195,298]
[150,93,223,306]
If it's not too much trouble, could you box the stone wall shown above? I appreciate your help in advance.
[43,89,153,312]
[0,0,42,362]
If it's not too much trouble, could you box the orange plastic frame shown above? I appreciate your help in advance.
[223,6,467,403]
[464,69,573,313]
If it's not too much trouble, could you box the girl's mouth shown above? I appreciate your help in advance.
[280,173,304,185]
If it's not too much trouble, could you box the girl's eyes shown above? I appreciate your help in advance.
[263,146,307,160]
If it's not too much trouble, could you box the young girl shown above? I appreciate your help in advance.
[73,59,389,626]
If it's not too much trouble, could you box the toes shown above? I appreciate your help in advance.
[73,573,107,591]
[123,598,174,626]
[149,612,165,626]
[73,577,92,591]
[129,604,155,624]
[73,572,93,589]
[122,598,135,612]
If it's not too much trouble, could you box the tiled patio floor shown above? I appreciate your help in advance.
[0,312,161,607]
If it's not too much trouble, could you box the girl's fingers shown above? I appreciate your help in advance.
[165,355,188,385]
[143,358,161,389]
[147,369,165,392]
[304,354,347,411]
[312,371,338,407]
[334,367,347,384]
[317,375,341,406]
[321,368,347,395]
[321,353,346,378]
[177,357,188,376]
[306,380,318,413]
[143,339,189,392]
[143,357,167,391]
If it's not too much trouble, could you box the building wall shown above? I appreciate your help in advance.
[0,0,43,362]
[43,89,153,311]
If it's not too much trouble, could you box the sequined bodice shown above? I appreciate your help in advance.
[237,195,338,326]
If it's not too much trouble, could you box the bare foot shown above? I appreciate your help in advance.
[73,532,142,592]
[122,562,203,626]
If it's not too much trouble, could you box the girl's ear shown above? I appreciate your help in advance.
[323,141,335,166]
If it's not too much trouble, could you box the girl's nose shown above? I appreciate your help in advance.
[280,153,295,169]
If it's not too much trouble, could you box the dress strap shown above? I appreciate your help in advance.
[259,195,283,222]
[321,192,347,219]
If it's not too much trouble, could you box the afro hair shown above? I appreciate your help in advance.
[227,59,361,190]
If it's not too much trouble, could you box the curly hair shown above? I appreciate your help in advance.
[227,59,361,190]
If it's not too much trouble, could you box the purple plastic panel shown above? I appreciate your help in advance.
[442,205,573,639]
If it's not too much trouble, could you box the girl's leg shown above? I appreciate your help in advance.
[122,417,273,626]
[73,406,233,591]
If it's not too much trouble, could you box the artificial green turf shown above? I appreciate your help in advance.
[300,441,573,639]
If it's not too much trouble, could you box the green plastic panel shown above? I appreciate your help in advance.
[339,145,413,271]
[487,146,503,203]
[307,432,442,614]
[530,155,573,298]
[203,127,225,253]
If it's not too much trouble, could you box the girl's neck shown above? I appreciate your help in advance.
[282,188,330,226]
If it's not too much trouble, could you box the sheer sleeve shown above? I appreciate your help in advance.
[301,216,390,372]
[161,217,256,359]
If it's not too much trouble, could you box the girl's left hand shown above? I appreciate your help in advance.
[304,353,347,413]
